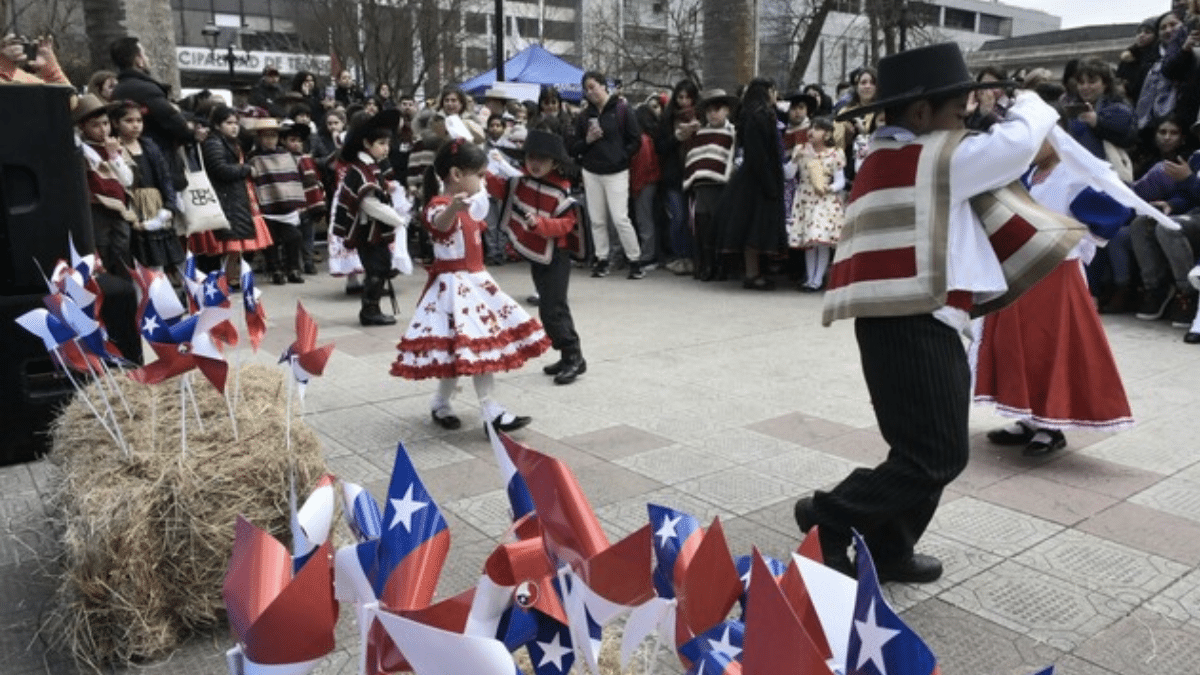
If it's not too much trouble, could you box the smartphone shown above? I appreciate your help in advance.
[1062,102,1090,117]
[23,41,38,61]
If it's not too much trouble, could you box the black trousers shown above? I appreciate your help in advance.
[812,314,970,565]
[264,219,302,273]
[529,246,580,354]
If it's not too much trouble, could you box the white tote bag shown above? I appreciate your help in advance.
[178,144,230,235]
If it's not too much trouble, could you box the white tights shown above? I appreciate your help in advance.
[431,374,506,421]
[805,245,831,288]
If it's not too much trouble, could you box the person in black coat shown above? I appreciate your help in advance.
[718,77,786,290]
[1118,18,1160,106]
[109,36,200,191]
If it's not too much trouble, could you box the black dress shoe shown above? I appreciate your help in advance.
[430,410,461,430]
[1185,331,1200,344]
[876,553,943,584]
[743,276,776,291]
[287,271,305,284]
[986,425,1034,446]
[271,271,287,285]
[1023,429,1066,457]
[543,358,565,376]
[492,413,532,432]
[359,308,397,326]
[793,497,855,577]
[553,357,586,385]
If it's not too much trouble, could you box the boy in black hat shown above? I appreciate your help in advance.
[795,43,1072,583]
[683,89,739,281]
[486,128,587,384]
[331,108,411,326]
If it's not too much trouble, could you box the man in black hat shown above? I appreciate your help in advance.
[486,128,587,384]
[794,43,1065,583]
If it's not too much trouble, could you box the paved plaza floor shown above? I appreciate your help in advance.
[3,261,1200,674]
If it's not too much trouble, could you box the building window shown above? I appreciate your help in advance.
[465,13,487,33]
[543,19,575,41]
[908,1,940,26]
[466,46,489,72]
[978,13,1011,36]
[942,7,975,30]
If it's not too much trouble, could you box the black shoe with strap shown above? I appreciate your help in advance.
[986,424,1034,446]
[1023,429,1066,457]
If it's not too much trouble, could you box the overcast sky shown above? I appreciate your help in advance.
[999,0,1163,29]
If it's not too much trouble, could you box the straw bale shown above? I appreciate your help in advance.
[41,365,327,671]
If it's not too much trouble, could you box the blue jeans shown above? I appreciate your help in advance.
[664,187,691,259]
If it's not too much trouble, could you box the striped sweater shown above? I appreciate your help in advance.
[681,122,736,191]
[249,149,306,217]
[822,129,1084,326]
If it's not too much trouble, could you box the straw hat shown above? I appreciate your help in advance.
[72,93,118,123]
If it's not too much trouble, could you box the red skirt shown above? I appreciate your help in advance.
[974,260,1133,431]
[188,179,274,255]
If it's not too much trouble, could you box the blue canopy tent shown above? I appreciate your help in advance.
[460,45,585,102]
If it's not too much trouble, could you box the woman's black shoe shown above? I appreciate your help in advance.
[986,425,1034,446]
[287,271,305,284]
[430,410,462,430]
[1023,429,1066,457]
[271,271,287,285]
[492,413,532,432]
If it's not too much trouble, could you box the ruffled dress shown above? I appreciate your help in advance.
[788,145,846,248]
[390,196,550,380]
[972,163,1133,431]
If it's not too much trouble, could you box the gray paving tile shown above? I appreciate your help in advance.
[1078,502,1200,566]
[938,559,1134,651]
[929,496,1064,557]
[445,488,516,538]
[1080,417,1200,475]
[614,444,730,484]
[899,598,1063,675]
[560,424,674,461]
[1073,607,1200,675]
[1128,476,1200,525]
[1033,451,1164,500]
[1013,528,1190,605]
[573,462,666,508]
[745,411,858,446]
[1144,567,1200,627]
[743,445,863,492]
[676,466,796,516]
[594,486,731,536]
[975,474,1119,526]
[908,532,1004,596]
[689,427,810,465]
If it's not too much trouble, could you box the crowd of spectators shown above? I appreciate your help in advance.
[6,4,1200,357]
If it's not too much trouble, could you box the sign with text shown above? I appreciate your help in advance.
[176,47,331,76]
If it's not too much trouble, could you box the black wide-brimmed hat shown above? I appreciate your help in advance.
[523,128,567,164]
[834,42,1015,121]
[279,119,311,142]
[787,92,819,113]
[340,108,401,161]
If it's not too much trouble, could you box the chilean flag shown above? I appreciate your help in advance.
[686,649,742,675]
[649,503,702,599]
[741,548,835,675]
[222,516,337,675]
[778,530,835,661]
[370,603,521,675]
[241,259,267,352]
[333,443,450,675]
[845,533,940,675]
[485,424,536,527]
[15,308,76,353]
[132,263,185,343]
[678,620,744,665]
[341,480,383,543]
[290,474,335,574]
[674,518,743,664]
[734,553,786,618]
[45,292,124,364]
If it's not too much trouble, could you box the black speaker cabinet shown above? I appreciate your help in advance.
[0,85,92,464]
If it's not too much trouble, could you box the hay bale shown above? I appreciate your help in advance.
[41,365,328,671]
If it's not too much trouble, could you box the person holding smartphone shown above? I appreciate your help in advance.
[1065,59,1138,161]
[0,34,70,85]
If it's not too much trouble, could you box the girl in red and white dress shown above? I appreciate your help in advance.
[390,139,550,431]
[972,138,1134,456]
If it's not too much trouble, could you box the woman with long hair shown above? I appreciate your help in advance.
[718,77,786,290]
[656,79,701,274]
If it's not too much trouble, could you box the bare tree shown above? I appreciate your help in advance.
[7,0,89,82]
[581,0,705,93]
[760,0,839,91]
[295,0,484,97]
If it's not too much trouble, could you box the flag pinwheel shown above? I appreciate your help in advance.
[279,301,334,400]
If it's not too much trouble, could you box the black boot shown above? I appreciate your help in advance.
[553,350,587,385]
[359,276,396,326]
